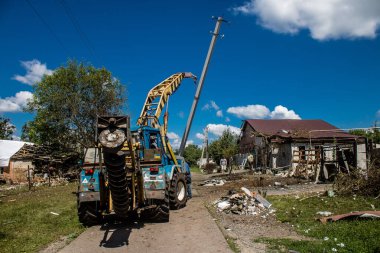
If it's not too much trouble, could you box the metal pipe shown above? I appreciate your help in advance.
[179,16,226,156]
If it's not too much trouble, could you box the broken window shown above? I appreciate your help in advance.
[299,146,306,161]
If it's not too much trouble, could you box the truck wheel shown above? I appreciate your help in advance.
[169,172,187,209]
[77,201,100,226]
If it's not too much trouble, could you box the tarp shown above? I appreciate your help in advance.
[0,140,31,167]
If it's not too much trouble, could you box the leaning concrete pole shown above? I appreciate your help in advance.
[179,16,226,156]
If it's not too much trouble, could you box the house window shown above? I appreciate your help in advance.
[299,146,306,161]
[314,146,320,158]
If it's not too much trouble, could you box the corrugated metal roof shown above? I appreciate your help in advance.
[245,119,360,139]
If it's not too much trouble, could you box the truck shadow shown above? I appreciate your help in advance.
[99,220,144,248]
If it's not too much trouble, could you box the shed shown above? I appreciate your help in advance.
[0,140,34,183]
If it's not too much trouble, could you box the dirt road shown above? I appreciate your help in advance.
[58,186,231,253]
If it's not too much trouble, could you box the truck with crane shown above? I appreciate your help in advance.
[77,73,196,225]
[77,16,226,226]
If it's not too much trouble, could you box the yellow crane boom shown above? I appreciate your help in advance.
[137,72,196,129]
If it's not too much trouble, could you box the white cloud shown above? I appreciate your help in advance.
[202,100,220,112]
[210,100,219,110]
[13,59,53,85]
[227,104,270,119]
[202,103,210,110]
[167,132,181,149]
[0,91,33,113]
[227,104,301,120]
[376,110,380,118]
[196,133,205,140]
[207,124,241,136]
[216,110,223,117]
[167,132,180,140]
[166,131,193,149]
[270,105,301,119]
[232,0,380,40]
[225,117,231,122]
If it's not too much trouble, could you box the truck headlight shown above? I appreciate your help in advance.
[98,129,126,148]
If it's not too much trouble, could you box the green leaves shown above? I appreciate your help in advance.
[209,129,239,164]
[0,117,16,140]
[24,60,126,150]
[183,144,202,166]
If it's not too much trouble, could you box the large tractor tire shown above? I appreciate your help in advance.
[78,201,101,226]
[169,172,187,209]
[104,153,129,218]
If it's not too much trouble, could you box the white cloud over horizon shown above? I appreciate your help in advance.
[202,100,224,118]
[227,104,300,120]
[232,0,380,40]
[207,124,241,137]
[0,91,33,113]
[167,131,194,149]
[196,132,205,140]
[227,104,270,119]
[13,59,53,85]
[270,105,301,119]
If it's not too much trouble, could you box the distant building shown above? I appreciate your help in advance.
[238,119,367,179]
[0,140,34,184]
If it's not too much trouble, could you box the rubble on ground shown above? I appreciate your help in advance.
[214,186,274,216]
[319,211,380,224]
[199,178,226,186]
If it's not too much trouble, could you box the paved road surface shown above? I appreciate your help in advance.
[59,188,231,253]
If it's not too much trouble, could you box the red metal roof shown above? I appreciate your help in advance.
[245,119,360,139]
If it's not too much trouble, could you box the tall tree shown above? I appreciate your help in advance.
[25,60,126,150]
[209,129,238,164]
[183,144,202,167]
[349,128,380,144]
[0,117,16,140]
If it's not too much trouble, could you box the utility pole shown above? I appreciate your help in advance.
[199,126,209,168]
[205,126,209,164]
[179,16,227,156]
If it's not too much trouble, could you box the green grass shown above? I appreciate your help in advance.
[0,183,85,253]
[226,237,241,253]
[260,194,380,252]
[190,166,202,174]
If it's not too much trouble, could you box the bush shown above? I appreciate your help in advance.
[334,166,380,197]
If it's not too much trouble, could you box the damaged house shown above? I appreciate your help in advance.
[239,119,367,179]
[0,140,34,184]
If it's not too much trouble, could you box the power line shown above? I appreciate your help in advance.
[58,0,97,60]
[25,0,68,53]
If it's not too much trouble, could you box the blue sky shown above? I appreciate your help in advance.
[1,0,380,147]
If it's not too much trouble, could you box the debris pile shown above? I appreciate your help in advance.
[214,187,274,216]
[199,178,226,186]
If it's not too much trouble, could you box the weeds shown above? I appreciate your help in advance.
[264,194,380,252]
[334,166,380,197]
[0,183,84,252]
